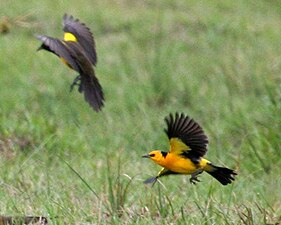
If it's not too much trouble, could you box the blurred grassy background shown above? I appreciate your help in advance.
[1,0,281,224]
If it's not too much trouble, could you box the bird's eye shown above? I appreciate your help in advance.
[149,154,155,157]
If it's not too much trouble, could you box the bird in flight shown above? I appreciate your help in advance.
[143,113,237,185]
[36,14,104,112]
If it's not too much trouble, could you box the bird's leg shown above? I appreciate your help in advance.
[70,75,81,92]
[144,176,158,186]
[144,168,167,186]
[190,169,203,185]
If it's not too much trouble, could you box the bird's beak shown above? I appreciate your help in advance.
[142,154,150,158]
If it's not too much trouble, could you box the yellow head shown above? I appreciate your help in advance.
[142,150,168,167]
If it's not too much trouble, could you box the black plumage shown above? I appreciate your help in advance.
[165,112,209,158]
[36,14,104,111]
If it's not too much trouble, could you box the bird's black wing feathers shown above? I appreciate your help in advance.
[37,36,104,111]
[36,35,80,72]
[63,13,97,66]
[164,112,209,157]
[64,41,104,111]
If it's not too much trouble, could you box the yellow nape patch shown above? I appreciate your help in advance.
[169,138,190,153]
[64,32,77,42]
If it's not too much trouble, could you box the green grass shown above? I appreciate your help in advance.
[1,0,281,224]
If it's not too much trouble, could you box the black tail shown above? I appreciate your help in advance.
[206,165,237,185]
[79,75,104,112]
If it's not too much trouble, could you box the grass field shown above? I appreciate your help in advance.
[1,0,281,224]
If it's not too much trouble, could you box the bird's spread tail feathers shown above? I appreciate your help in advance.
[206,165,237,185]
[79,75,104,111]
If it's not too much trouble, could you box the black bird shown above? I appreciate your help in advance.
[37,14,104,111]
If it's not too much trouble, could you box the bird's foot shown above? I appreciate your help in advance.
[190,176,201,185]
[70,75,81,92]
[190,170,203,185]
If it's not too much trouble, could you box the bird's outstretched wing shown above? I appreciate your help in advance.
[37,36,104,111]
[36,35,80,72]
[164,113,208,158]
[63,13,97,66]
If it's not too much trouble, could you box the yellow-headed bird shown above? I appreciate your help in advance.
[36,14,104,111]
[143,113,237,185]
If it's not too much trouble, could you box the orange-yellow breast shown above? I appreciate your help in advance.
[159,153,210,174]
